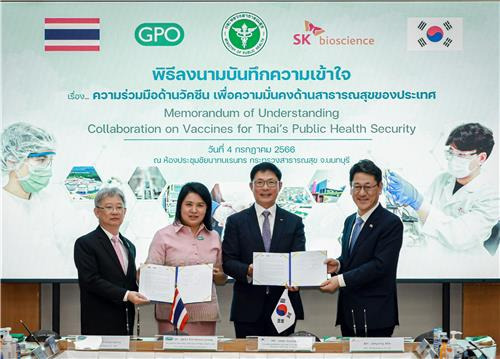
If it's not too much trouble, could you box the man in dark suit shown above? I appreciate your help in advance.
[74,187,149,335]
[320,160,403,337]
[222,162,306,338]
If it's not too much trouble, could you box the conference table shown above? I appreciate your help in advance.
[49,338,421,358]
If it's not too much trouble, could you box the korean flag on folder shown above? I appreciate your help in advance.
[272,289,296,333]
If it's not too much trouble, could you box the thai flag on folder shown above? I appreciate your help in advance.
[44,18,100,52]
[169,287,189,331]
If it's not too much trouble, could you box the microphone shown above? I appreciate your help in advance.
[363,309,368,337]
[137,306,141,337]
[351,309,357,336]
[20,320,40,345]
[125,307,130,335]
[467,340,489,359]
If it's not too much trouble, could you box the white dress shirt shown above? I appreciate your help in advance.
[254,202,277,237]
[248,203,277,283]
[101,226,130,301]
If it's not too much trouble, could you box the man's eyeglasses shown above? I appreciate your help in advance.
[253,179,279,188]
[444,147,477,160]
[96,206,125,213]
[351,184,379,193]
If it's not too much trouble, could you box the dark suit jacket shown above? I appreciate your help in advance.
[74,226,138,335]
[222,205,305,323]
[336,204,403,330]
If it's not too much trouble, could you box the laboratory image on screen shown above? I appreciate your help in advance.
[1,2,498,280]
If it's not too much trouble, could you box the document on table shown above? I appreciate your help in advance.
[252,250,327,286]
[139,263,213,303]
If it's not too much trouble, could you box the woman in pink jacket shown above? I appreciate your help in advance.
[146,182,227,335]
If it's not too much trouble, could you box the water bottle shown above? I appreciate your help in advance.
[433,327,443,355]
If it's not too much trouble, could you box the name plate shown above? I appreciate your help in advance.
[31,346,48,359]
[45,335,59,354]
[257,336,315,352]
[349,337,404,352]
[74,336,102,350]
[100,336,131,350]
[162,335,218,351]
[416,339,437,359]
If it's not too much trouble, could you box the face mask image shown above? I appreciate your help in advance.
[17,165,53,193]
[447,156,473,179]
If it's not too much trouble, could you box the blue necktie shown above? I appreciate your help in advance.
[262,210,271,252]
[349,217,364,254]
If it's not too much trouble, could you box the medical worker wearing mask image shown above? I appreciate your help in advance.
[2,122,56,199]
[1,122,68,278]
[386,123,498,252]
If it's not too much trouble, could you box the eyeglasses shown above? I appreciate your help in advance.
[253,179,279,188]
[26,152,55,169]
[96,206,125,213]
[444,147,477,160]
[351,184,379,193]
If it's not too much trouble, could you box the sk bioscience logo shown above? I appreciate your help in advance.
[222,12,267,57]
[293,20,375,47]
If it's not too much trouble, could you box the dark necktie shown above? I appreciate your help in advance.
[262,210,271,252]
[349,217,364,254]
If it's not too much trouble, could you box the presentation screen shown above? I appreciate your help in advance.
[1,2,498,280]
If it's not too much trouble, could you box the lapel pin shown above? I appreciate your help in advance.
[369,224,373,228]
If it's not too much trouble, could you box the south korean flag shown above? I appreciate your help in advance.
[271,289,296,333]
[407,17,463,51]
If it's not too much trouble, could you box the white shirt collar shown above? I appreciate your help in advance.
[254,202,277,218]
[357,202,379,222]
[100,226,121,242]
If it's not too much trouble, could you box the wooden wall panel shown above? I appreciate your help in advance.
[0,283,40,334]
[463,283,500,343]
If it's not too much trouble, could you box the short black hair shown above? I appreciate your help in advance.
[445,123,495,158]
[250,162,282,181]
[349,159,382,184]
[175,182,212,231]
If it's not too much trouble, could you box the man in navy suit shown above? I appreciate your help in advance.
[74,187,149,335]
[320,160,403,337]
[222,162,306,338]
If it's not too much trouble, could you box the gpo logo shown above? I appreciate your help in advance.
[135,23,184,46]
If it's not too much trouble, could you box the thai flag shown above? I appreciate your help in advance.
[169,287,188,331]
[44,18,100,52]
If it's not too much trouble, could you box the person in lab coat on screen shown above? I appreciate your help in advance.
[1,122,76,278]
[386,123,498,253]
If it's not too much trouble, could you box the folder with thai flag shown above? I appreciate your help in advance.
[44,18,100,52]
[169,267,188,332]
[169,287,189,331]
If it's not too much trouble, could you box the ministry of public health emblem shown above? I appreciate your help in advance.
[221,12,267,57]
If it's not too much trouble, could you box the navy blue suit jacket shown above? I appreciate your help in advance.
[74,226,138,335]
[336,204,403,330]
[222,205,306,322]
